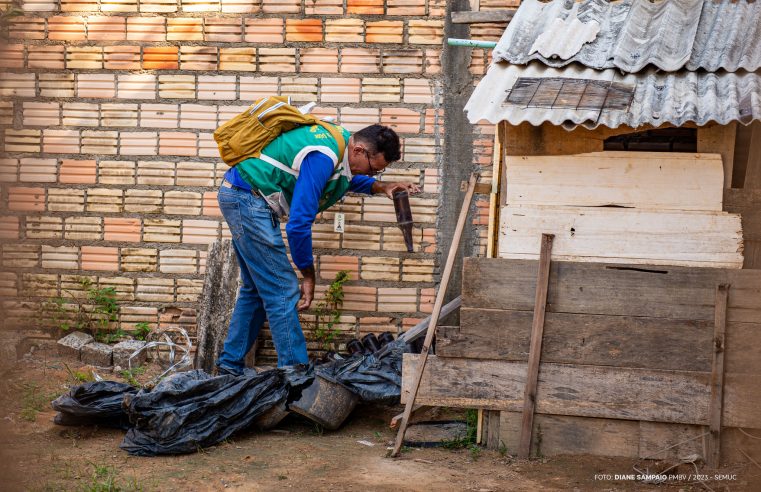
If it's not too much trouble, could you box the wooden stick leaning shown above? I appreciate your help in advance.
[707,283,730,469]
[391,172,479,457]
[518,233,555,459]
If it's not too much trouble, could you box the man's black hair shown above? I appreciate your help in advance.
[354,124,402,163]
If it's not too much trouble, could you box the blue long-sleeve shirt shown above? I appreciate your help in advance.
[224,153,375,269]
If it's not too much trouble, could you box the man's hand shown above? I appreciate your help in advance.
[372,181,422,199]
[297,265,316,311]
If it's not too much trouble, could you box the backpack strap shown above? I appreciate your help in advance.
[315,120,347,164]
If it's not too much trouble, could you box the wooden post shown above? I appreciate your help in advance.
[391,173,479,457]
[518,233,554,459]
[484,410,501,450]
[707,283,730,469]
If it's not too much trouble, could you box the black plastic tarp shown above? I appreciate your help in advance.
[51,381,137,429]
[120,366,313,456]
[315,340,405,405]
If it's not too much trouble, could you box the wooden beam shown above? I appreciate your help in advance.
[498,205,744,269]
[742,121,761,189]
[438,308,716,372]
[518,234,554,459]
[462,258,761,324]
[486,122,504,258]
[697,122,736,189]
[451,9,515,24]
[504,152,725,211]
[707,283,730,468]
[391,173,479,457]
[484,410,501,450]
[402,355,761,429]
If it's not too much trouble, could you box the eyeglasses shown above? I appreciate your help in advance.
[364,149,385,177]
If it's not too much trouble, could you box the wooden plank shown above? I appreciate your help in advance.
[463,258,718,320]
[462,258,761,323]
[501,412,640,458]
[499,205,744,269]
[639,421,706,461]
[402,355,712,425]
[732,122,753,188]
[505,152,724,211]
[484,410,501,450]
[486,123,504,258]
[724,269,761,323]
[503,122,677,158]
[743,241,761,269]
[438,308,713,371]
[501,415,759,463]
[444,308,761,374]
[697,122,736,189]
[724,188,761,267]
[402,355,761,429]
[724,188,761,241]
[391,174,478,457]
[725,322,761,374]
[518,234,553,459]
[742,121,761,190]
[451,9,515,24]
[708,284,729,468]
[722,372,761,430]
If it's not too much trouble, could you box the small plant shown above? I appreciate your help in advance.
[441,409,480,450]
[468,443,482,461]
[82,463,145,492]
[498,441,509,457]
[120,365,147,388]
[133,322,152,341]
[42,278,120,343]
[64,362,93,383]
[535,423,544,459]
[20,382,52,422]
[310,270,351,353]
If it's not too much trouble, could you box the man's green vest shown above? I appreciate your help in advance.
[235,124,352,219]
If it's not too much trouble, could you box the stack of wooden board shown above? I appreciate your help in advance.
[402,258,761,461]
[498,152,744,268]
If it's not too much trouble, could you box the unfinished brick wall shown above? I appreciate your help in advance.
[0,0,506,361]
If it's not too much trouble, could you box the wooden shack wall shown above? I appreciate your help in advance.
[500,121,761,270]
[405,121,761,464]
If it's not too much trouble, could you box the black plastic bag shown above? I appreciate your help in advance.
[120,367,313,456]
[316,340,404,404]
[51,381,137,429]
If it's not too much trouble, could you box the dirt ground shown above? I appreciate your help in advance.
[0,347,758,492]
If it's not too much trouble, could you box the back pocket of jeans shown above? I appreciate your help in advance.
[218,192,244,239]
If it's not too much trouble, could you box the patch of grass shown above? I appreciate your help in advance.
[119,366,147,388]
[80,463,145,492]
[441,409,479,450]
[498,441,509,457]
[468,443,481,461]
[64,362,94,384]
[20,382,52,422]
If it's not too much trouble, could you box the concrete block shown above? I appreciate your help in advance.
[113,339,147,367]
[81,342,113,367]
[57,331,94,359]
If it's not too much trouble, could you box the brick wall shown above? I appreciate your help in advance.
[0,0,505,361]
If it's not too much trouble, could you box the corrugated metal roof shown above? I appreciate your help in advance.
[493,0,761,73]
[464,62,761,129]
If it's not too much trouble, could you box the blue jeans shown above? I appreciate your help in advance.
[216,183,308,371]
